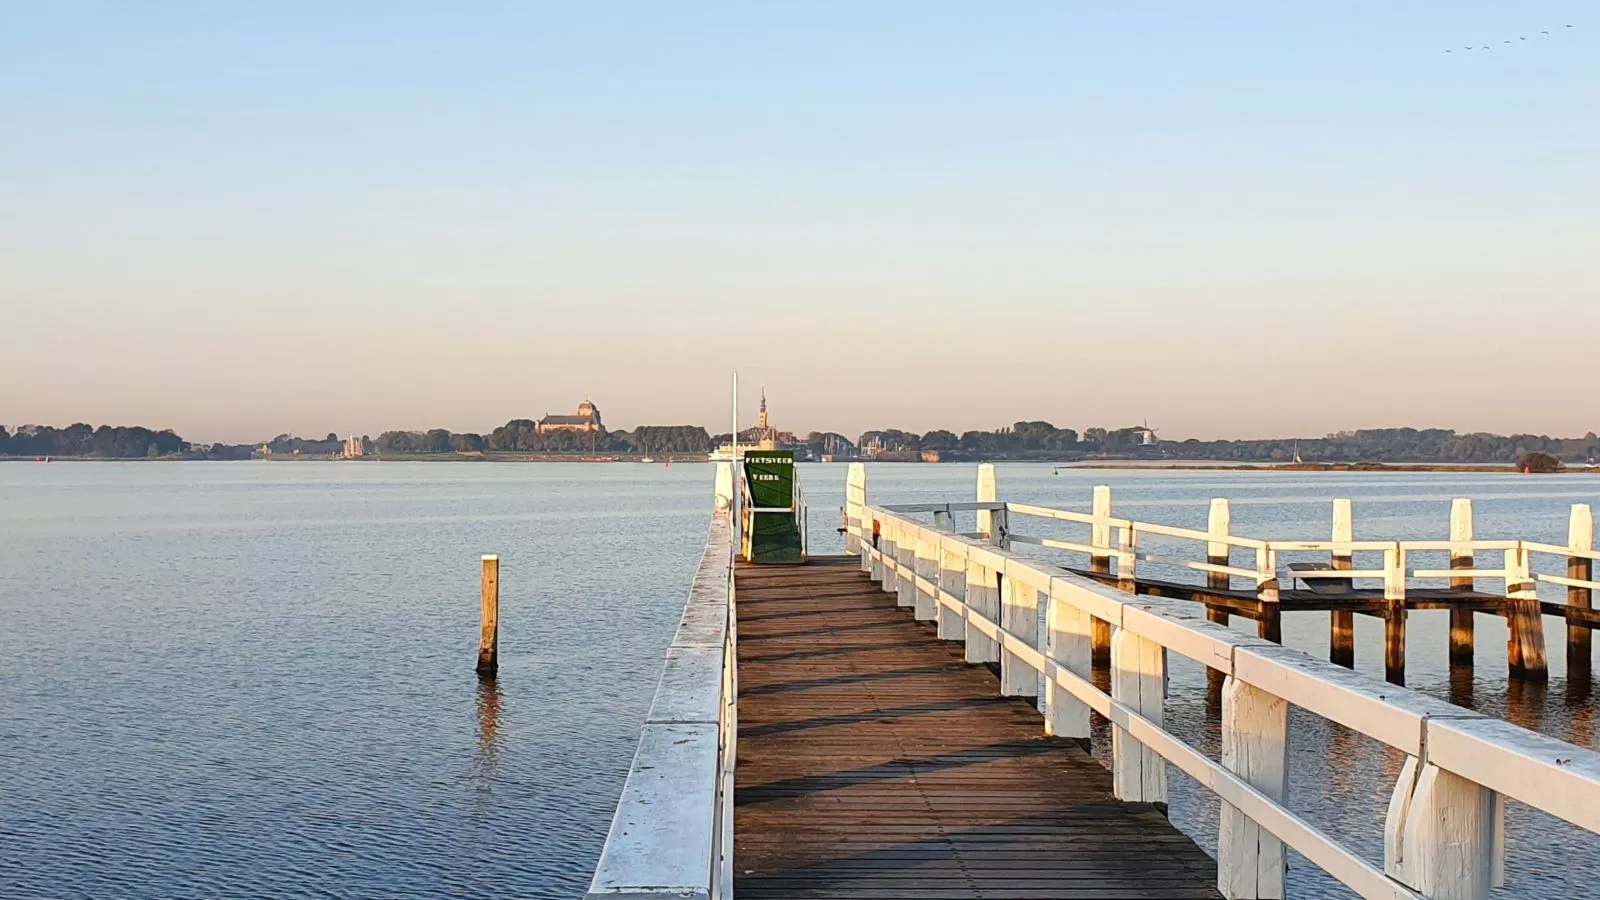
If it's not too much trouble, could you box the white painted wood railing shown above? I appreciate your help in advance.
[585,469,738,900]
[842,463,1600,900]
[882,489,1600,606]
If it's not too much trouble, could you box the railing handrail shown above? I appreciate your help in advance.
[586,484,737,900]
[851,496,1600,900]
[994,499,1600,598]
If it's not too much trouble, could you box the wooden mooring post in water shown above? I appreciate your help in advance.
[1570,504,1594,680]
[477,554,499,679]
[1088,484,1114,665]
[1329,499,1355,668]
[1205,498,1231,698]
[1449,499,1476,667]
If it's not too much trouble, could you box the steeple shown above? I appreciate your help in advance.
[758,388,768,431]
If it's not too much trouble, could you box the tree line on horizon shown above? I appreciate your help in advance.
[4,420,1597,465]
[854,422,1600,465]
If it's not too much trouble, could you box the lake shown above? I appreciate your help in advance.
[1,462,1596,898]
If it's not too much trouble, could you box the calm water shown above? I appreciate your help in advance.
[2,462,1597,898]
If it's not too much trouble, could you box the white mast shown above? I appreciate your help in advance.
[731,372,740,553]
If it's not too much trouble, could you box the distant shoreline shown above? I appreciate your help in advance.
[8,456,1598,474]
[0,452,710,463]
[1061,461,1600,474]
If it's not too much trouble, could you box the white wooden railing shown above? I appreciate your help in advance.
[585,466,739,900]
[843,462,1600,900]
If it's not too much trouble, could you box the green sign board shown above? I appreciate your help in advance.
[743,451,794,509]
[743,451,803,564]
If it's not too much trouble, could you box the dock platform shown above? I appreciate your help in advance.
[733,557,1220,899]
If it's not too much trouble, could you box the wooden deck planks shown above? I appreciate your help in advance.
[733,557,1220,900]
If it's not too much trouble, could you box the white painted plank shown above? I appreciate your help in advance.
[647,647,725,725]
[1219,677,1288,899]
[1111,627,1166,803]
[999,574,1040,697]
[1045,591,1092,739]
[1425,716,1600,834]
[1232,645,1475,756]
[585,723,718,900]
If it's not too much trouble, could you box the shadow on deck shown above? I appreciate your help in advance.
[733,556,1220,899]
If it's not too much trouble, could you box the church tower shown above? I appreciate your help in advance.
[758,388,769,432]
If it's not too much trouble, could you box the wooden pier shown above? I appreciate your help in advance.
[734,557,1218,899]
[585,461,1600,900]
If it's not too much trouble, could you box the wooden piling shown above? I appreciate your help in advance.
[1255,546,1282,644]
[1205,499,1231,697]
[1570,505,1594,680]
[1449,498,1475,667]
[1384,546,1406,685]
[1090,485,1113,665]
[477,554,500,679]
[1330,499,1355,668]
[1503,546,1548,682]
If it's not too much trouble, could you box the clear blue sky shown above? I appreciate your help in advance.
[3,2,1596,442]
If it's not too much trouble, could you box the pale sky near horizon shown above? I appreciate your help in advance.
[3,2,1597,444]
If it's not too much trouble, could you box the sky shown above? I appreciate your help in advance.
[3,2,1597,443]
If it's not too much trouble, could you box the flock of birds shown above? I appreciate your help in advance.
[1448,23,1575,52]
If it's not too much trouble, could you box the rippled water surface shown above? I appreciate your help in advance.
[2,462,1597,898]
[1,463,706,898]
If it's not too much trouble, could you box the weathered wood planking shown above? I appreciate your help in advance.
[733,557,1220,900]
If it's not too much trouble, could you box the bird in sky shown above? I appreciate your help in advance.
[1446,24,1575,54]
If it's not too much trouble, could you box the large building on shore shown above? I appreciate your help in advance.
[710,390,808,460]
[537,400,603,434]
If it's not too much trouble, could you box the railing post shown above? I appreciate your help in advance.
[1384,545,1407,685]
[477,554,500,679]
[1118,525,1138,592]
[843,462,866,556]
[1044,581,1092,740]
[1205,499,1232,699]
[867,514,883,580]
[1330,499,1355,667]
[964,558,1000,664]
[1090,485,1115,665]
[999,567,1040,698]
[1218,676,1287,899]
[913,531,938,622]
[896,528,916,609]
[1449,498,1475,666]
[932,504,952,533]
[1110,626,1166,806]
[1385,756,1499,900]
[937,538,966,641]
[713,461,734,512]
[1569,504,1593,680]
[880,521,899,595]
[1255,546,1281,644]
[1504,545,1548,681]
[977,463,998,540]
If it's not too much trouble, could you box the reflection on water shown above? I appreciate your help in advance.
[1449,664,1475,707]
[472,677,503,794]
[0,463,711,898]
[3,463,1597,898]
